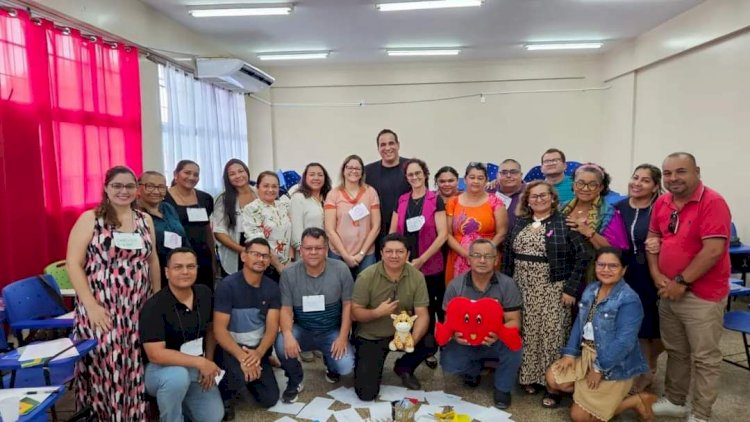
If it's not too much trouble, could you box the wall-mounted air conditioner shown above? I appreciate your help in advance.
[194,58,275,93]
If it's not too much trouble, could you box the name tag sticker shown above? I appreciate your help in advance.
[348,203,370,222]
[302,295,325,312]
[113,232,144,250]
[406,216,426,232]
[187,207,209,222]
[583,322,595,341]
[180,337,204,356]
[164,231,182,249]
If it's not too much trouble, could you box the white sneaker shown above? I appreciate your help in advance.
[652,397,688,417]
[687,415,708,422]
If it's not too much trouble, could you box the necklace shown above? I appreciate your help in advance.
[531,213,551,229]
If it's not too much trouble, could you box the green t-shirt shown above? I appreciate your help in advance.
[351,261,429,340]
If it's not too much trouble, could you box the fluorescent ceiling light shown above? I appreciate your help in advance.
[525,42,603,51]
[257,51,329,61]
[377,0,482,12]
[387,49,461,56]
[188,6,292,17]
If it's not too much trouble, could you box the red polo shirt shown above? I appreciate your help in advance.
[649,183,731,302]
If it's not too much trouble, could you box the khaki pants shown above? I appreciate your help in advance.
[659,292,726,420]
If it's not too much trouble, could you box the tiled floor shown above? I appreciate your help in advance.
[53,299,750,421]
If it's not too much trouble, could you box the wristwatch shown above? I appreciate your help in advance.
[674,274,689,287]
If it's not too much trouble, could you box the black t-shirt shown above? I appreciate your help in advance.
[140,284,213,364]
[164,190,214,265]
[397,195,445,258]
[364,157,410,236]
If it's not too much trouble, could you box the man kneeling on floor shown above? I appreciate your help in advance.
[276,227,355,403]
[140,247,224,422]
[441,239,523,410]
[352,233,436,401]
[213,238,282,413]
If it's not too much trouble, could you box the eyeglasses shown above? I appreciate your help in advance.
[109,183,138,191]
[345,166,362,172]
[499,170,521,177]
[300,246,326,253]
[406,170,424,179]
[383,249,407,256]
[468,253,497,261]
[169,264,198,271]
[595,262,621,271]
[529,192,550,201]
[140,183,168,193]
[668,210,679,234]
[246,250,272,260]
[574,180,601,191]
[542,158,562,165]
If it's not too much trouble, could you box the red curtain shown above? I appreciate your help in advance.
[0,9,142,287]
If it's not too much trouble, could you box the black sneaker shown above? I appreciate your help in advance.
[397,372,422,390]
[463,374,481,388]
[325,370,341,383]
[282,383,304,403]
[493,389,511,409]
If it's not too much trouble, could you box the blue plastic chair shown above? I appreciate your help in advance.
[723,311,750,370]
[2,275,72,343]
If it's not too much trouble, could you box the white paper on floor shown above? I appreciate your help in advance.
[402,389,426,401]
[367,401,392,421]
[414,404,443,420]
[273,417,298,422]
[451,400,490,417]
[377,384,408,401]
[327,386,375,408]
[297,396,335,421]
[268,400,306,415]
[333,407,366,422]
[424,390,462,407]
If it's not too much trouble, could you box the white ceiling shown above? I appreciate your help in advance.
[139,0,703,66]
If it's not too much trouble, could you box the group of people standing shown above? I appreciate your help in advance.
[63,127,731,422]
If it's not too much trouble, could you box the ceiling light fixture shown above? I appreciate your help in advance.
[525,42,603,51]
[257,51,330,61]
[377,0,482,12]
[387,49,461,56]
[188,5,292,17]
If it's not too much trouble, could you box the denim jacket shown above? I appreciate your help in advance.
[561,280,649,381]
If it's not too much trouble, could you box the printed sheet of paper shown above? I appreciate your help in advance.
[333,407,365,422]
[268,400,306,415]
[297,397,335,421]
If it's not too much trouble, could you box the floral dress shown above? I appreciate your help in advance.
[242,199,292,264]
[445,194,502,282]
[74,210,153,421]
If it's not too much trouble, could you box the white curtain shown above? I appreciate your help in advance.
[160,63,248,196]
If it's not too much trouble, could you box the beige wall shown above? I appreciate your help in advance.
[250,58,607,183]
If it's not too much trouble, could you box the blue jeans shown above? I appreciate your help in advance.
[145,363,224,422]
[440,341,523,393]
[276,324,355,388]
[329,251,376,279]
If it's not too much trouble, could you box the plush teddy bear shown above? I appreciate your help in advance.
[435,297,522,351]
[389,311,418,353]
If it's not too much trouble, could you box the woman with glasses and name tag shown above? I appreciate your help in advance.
[389,158,448,369]
[502,180,592,397]
[445,162,508,282]
[242,171,293,282]
[138,171,190,290]
[66,166,160,420]
[614,164,664,390]
[212,159,257,276]
[165,160,217,290]
[324,155,381,279]
[545,247,656,419]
